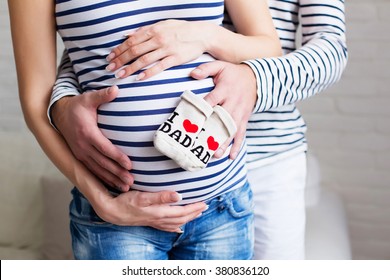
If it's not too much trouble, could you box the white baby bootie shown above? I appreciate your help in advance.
[154,90,213,171]
[188,105,237,170]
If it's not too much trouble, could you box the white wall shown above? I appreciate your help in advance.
[1,1,389,259]
[298,0,390,259]
[0,1,24,132]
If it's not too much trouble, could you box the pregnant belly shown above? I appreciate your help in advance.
[96,55,219,192]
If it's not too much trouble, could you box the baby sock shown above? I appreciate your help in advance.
[154,90,213,170]
[188,105,237,170]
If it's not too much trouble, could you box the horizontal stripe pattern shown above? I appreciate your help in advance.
[53,0,247,205]
[50,0,348,179]
[244,0,347,168]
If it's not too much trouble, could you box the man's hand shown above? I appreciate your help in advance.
[94,189,208,233]
[51,86,134,191]
[190,61,257,159]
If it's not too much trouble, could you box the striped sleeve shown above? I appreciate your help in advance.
[47,49,81,126]
[244,0,348,113]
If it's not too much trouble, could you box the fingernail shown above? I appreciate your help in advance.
[121,158,131,170]
[171,193,182,202]
[115,70,126,79]
[196,213,202,218]
[136,72,145,81]
[123,162,132,170]
[107,85,118,95]
[230,152,238,160]
[204,205,209,211]
[123,30,135,37]
[214,148,223,158]
[106,52,115,62]
[192,68,202,75]
[106,63,116,71]
[124,177,132,185]
[176,229,184,234]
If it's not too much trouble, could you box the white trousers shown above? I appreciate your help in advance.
[247,152,307,260]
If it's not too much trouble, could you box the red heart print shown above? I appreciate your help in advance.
[183,119,198,133]
[207,136,219,151]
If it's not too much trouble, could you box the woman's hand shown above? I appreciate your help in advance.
[106,19,209,80]
[94,190,207,233]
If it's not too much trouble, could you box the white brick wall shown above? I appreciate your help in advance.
[1,1,389,259]
[298,0,390,259]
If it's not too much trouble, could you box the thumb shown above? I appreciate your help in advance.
[190,61,225,80]
[141,191,182,207]
[89,85,119,108]
[159,191,182,204]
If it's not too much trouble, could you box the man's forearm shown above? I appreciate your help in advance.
[245,0,348,113]
[48,49,81,127]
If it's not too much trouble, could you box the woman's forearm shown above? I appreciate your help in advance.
[104,0,281,80]
[205,0,281,62]
[8,0,110,207]
[202,22,282,63]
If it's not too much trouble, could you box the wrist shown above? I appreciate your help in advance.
[198,22,219,55]
[51,96,73,131]
[90,192,116,223]
[76,171,117,222]
[240,63,257,106]
[50,96,69,128]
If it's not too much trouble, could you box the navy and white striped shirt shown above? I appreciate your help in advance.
[53,0,248,205]
[50,0,347,187]
[242,0,347,168]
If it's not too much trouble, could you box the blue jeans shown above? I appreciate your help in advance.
[69,183,254,260]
